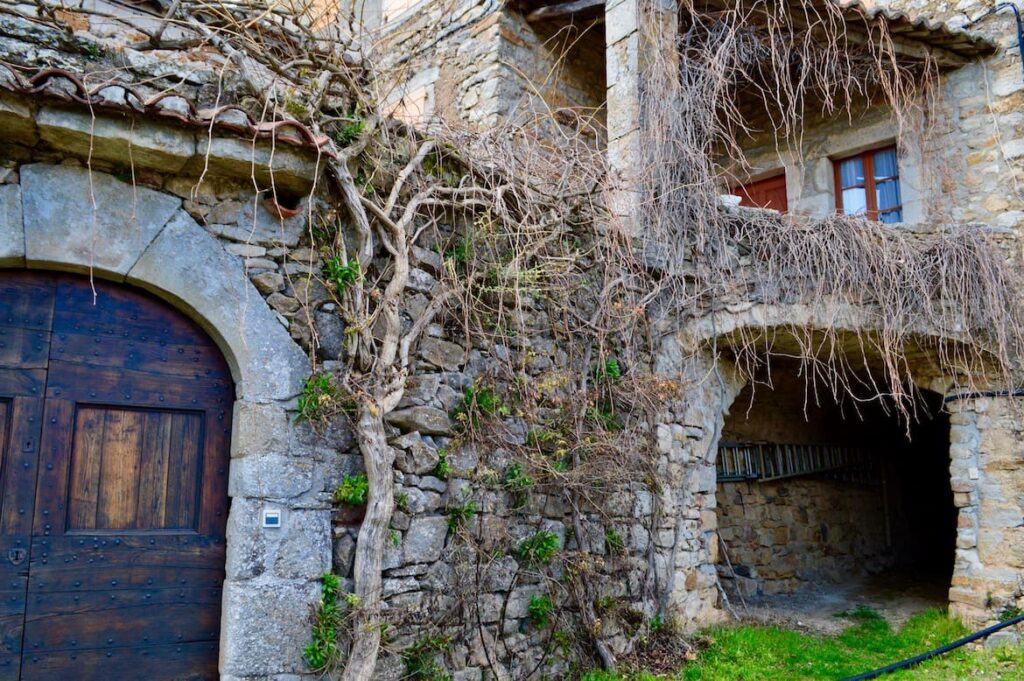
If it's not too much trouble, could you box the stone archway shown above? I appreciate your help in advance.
[680,311,1024,628]
[0,163,329,677]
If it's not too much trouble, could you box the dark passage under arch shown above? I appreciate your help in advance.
[715,363,955,620]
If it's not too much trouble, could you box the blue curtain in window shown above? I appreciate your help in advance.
[873,148,898,179]
[838,157,865,187]
[879,208,903,224]
[874,148,901,219]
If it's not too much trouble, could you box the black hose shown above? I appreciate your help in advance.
[943,389,1024,403]
[841,612,1024,681]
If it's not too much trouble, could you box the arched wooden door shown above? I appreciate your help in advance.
[0,271,233,680]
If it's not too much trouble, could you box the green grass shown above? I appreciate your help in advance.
[584,609,1023,680]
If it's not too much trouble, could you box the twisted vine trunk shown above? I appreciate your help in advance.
[343,401,396,681]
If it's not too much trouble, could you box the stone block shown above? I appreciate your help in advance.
[231,401,290,457]
[403,515,449,564]
[386,406,453,435]
[252,271,285,294]
[220,578,321,676]
[37,107,195,172]
[21,163,179,276]
[229,452,315,500]
[0,93,37,145]
[948,586,988,609]
[0,183,23,265]
[985,630,1021,649]
[192,136,320,195]
[333,531,356,576]
[127,209,310,401]
[605,0,637,48]
[419,337,466,370]
[225,499,331,580]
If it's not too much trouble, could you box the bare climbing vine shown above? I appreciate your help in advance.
[8,0,1024,677]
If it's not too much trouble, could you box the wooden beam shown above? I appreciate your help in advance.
[526,0,605,24]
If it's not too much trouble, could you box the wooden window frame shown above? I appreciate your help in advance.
[833,145,902,222]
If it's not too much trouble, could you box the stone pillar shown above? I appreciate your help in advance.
[605,0,678,234]
[221,399,338,679]
[946,395,1024,626]
[652,339,743,629]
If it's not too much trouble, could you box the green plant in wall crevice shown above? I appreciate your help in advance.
[303,573,343,672]
[334,473,369,506]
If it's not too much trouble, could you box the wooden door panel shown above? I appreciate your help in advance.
[27,536,224,592]
[23,587,221,650]
[51,279,220,350]
[67,407,203,532]
[19,641,218,681]
[0,329,49,371]
[0,270,232,680]
[46,362,231,411]
[0,278,55,333]
[0,371,43,400]
[51,332,231,381]
[0,394,43,681]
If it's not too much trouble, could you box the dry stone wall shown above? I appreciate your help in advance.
[717,478,891,598]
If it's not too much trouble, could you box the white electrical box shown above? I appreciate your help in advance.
[262,509,282,528]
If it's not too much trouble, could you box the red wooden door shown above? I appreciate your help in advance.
[0,271,233,680]
[735,174,788,213]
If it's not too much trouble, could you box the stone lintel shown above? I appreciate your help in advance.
[37,106,196,173]
[0,96,322,193]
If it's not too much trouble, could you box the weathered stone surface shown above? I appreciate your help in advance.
[0,93,37,145]
[393,433,440,475]
[251,271,285,294]
[229,453,314,500]
[220,578,321,676]
[398,373,440,407]
[420,337,466,370]
[0,183,23,265]
[403,515,449,563]
[225,499,331,580]
[334,532,356,576]
[231,401,290,458]
[127,208,310,401]
[386,406,453,435]
[37,107,195,172]
[289,274,331,308]
[314,310,345,360]
[225,242,267,257]
[267,292,301,315]
[406,267,437,293]
[22,164,179,275]
[191,136,319,195]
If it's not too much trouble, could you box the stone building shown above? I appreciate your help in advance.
[0,0,1021,679]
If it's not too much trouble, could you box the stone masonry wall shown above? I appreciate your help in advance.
[947,395,1024,627]
[378,2,607,135]
[717,478,890,598]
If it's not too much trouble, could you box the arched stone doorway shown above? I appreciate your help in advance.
[0,164,330,677]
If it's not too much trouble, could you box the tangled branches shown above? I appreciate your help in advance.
[637,0,1024,415]
[10,0,1024,677]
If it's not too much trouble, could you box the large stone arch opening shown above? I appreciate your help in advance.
[682,310,1024,629]
[715,359,956,624]
[0,164,330,678]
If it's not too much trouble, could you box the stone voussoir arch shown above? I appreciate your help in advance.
[0,162,330,679]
